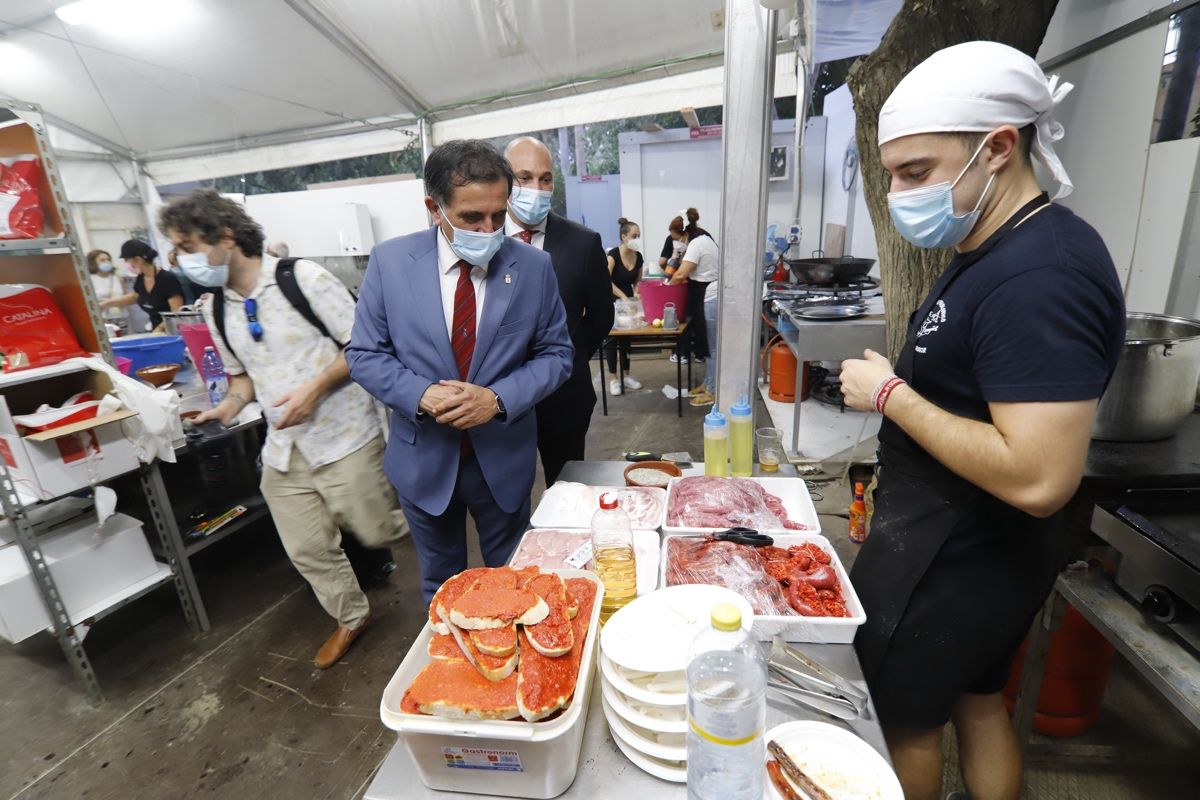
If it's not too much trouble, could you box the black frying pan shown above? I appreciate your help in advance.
[785,256,875,286]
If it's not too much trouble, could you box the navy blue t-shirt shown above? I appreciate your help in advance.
[880,198,1126,476]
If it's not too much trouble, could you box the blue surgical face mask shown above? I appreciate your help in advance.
[509,186,552,226]
[439,208,505,266]
[887,135,996,249]
[176,247,230,287]
[97,260,114,273]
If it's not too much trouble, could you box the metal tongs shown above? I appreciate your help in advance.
[767,639,869,722]
[710,527,774,547]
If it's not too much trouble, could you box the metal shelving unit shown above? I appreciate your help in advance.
[0,100,208,703]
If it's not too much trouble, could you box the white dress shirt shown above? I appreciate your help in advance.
[505,212,547,251]
[437,226,488,338]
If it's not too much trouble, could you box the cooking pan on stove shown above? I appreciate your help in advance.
[785,254,876,286]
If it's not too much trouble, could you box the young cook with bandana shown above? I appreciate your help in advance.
[160,190,410,670]
[839,42,1125,800]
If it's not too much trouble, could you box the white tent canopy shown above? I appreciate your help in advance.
[0,0,898,190]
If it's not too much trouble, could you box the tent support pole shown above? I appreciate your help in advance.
[715,0,778,417]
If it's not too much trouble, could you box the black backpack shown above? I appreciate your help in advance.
[211,258,353,358]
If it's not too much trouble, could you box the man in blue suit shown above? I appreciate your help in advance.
[346,140,574,603]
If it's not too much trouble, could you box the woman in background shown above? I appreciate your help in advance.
[604,217,644,396]
[666,208,719,406]
[101,240,184,332]
[87,249,128,331]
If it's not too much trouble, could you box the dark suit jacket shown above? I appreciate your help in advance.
[537,212,614,429]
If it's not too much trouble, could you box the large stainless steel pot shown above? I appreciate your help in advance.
[1092,312,1200,442]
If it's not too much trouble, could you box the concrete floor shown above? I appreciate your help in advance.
[2,356,1198,799]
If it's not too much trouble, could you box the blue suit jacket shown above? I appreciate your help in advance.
[346,228,574,516]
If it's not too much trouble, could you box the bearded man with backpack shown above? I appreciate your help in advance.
[161,189,409,670]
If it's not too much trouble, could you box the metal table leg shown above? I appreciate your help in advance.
[597,344,607,416]
[676,338,683,417]
[140,462,210,632]
[0,464,102,703]
[791,352,803,457]
[1013,588,1067,758]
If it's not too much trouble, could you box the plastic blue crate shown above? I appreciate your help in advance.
[111,335,187,375]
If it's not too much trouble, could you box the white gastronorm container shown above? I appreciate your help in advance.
[379,569,603,799]
[659,533,865,644]
[661,476,822,536]
[530,484,667,531]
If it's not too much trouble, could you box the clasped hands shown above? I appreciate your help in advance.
[420,381,498,430]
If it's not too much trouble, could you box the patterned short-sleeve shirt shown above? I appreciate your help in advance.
[202,256,379,472]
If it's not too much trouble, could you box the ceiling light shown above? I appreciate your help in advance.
[55,0,108,26]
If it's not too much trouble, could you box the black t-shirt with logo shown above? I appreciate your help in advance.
[879,200,1126,479]
[133,269,184,328]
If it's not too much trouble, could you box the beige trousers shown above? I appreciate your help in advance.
[259,436,409,628]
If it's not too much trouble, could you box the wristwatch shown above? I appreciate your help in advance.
[493,391,507,420]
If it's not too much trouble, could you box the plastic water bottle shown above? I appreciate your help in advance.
[200,346,229,407]
[729,392,753,477]
[686,603,767,800]
[590,493,636,624]
[703,405,729,477]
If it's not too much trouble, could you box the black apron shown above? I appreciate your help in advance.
[851,195,1052,684]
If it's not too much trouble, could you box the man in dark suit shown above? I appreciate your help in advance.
[504,137,614,486]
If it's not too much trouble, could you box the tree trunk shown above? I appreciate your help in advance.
[1157,9,1200,142]
[848,0,1060,359]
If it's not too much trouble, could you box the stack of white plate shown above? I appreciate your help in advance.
[598,584,755,783]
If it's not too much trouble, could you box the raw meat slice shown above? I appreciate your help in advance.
[429,567,489,635]
[521,572,575,657]
[447,567,549,630]
[469,625,518,657]
[666,537,793,615]
[517,578,598,721]
[666,476,806,530]
[404,660,520,720]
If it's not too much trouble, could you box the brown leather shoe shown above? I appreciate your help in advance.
[313,617,371,669]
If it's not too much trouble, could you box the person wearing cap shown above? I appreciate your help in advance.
[839,42,1125,800]
[100,239,185,332]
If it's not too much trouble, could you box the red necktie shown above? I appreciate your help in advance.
[450,261,476,457]
[516,229,533,245]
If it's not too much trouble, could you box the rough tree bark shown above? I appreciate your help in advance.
[848,0,1060,359]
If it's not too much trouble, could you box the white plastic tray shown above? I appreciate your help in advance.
[662,476,821,536]
[508,528,661,596]
[530,484,666,531]
[378,569,603,799]
[659,533,866,644]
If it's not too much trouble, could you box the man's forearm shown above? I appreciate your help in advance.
[215,373,255,422]
[884,385,1040,511]
[312,351,351,396]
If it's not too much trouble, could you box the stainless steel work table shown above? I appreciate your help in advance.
[365,461,888,799]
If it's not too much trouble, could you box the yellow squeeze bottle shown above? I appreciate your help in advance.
[703,405,730,477]
[729,392,753,477]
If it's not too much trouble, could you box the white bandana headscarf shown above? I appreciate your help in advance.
[877,41,1075,200]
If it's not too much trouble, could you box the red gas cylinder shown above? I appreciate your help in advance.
[1002,604,1117,737]
[768,344,808,402]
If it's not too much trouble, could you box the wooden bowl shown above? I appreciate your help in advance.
[623,460,683,488]
[137,363,181,387]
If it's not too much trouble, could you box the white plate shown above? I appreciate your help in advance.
[600,672,687,733]
[602,692,688,762]
[608,711,688,784]
[600,652,687,707]
[601,584,754,673]
[764,721,903,800]
[530,483,667,530]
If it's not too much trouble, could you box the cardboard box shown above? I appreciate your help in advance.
[0,370,139,502]
[0,512,158,643]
